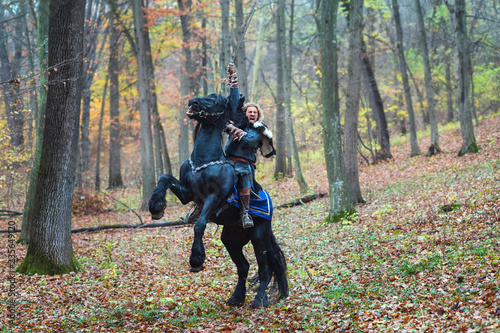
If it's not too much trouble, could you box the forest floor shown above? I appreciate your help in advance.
[1,115,500,332]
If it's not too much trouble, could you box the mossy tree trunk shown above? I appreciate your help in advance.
[19,0,50,245]
[17,0,86,275]
[318,0,355,222]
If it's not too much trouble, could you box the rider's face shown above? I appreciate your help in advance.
[246,107,259,124]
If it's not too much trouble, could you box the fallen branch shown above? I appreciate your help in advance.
[0,220,187,234]
[276,192,327,209]
[71,220,186,234]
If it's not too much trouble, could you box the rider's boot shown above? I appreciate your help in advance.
[184,204,201,224]
[239,187,254,229]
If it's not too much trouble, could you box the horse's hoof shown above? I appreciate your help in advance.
[226,295,245,307]
[190,265,204,272]
[250,296,269,308]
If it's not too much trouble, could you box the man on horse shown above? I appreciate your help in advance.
[185,64,275,229]
[225,64,275,228]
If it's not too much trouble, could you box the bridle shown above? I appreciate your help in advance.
[188,105,227,132]
[192,109,226,119]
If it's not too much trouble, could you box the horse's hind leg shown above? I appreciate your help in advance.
[221,226,250,306]
[250,221,272,308]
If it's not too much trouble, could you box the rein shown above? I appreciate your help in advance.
[190,107,227,133]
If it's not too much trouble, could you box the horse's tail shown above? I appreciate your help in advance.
[267,233,289,300]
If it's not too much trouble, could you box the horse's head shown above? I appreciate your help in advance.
[187,94,230,126]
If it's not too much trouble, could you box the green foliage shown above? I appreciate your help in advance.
[398,254,441,276]
[323,209,357,224]
[17,251,83,275]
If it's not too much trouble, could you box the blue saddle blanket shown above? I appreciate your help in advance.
[226,186,273,221]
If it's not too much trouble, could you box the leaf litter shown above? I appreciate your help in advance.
[1,116,499,332]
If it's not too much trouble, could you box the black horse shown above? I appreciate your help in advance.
[148,94,288,308]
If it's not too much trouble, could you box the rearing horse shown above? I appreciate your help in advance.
[148,94,288,308]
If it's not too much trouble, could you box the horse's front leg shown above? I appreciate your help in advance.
[189,197,219,272]
[149,173,192,220]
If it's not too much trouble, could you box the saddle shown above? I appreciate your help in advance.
[225,182,273,221]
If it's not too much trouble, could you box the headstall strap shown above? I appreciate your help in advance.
[189,158,231,174]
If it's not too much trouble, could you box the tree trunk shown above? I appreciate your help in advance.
[453,0,478,156]
[81,0,105,172]
[234,0,247,94]
[108,14,124,189]
[285,0,309,192]
[274,0,287,179]
[145,21,166,182]
[319,0,355,222]
[361,40,391,160]
[250,13,267,101]
[17,0,86,275]
[414,0,440,156]
[407,66,428,126]
[344,0,364,204]
[0,7,24,149]
[20,0,50,245]
[178,0,194,165]
[132,0,157,210]
[219,0,231,94]
[392,0,420,157]
[21,0,38,149]
[443,45,454,123]
[95,75,108,191]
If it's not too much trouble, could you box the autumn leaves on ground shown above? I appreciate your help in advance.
[2,116,499,332]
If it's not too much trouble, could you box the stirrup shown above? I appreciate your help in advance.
[241,213,254,229]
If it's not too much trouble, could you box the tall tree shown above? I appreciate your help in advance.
[131,0,157,210]
[20,0,50,245]
[414,0,440,156]
[177,0,195,164]
[319,0,355,222]
[95,75,108,191]
[21,0,39,149]
[343,0,364,203]
[17,0,86,275]
[285,0,309,193]
[450,0,478,156]
[359,8,391,161]
[219,0,231,94]
[274,0,287,178]
[81,0,105,173]
[392,0,420,157]
[108,14,124,189]
[234,0,248,93]
[0,5,25,149]
[250,12,267,101]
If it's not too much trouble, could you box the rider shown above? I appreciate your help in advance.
[225,64,276,228]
